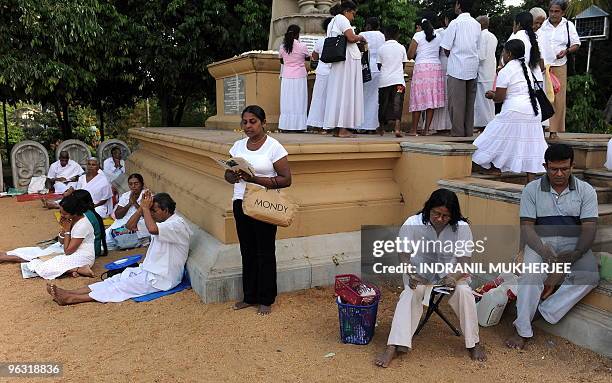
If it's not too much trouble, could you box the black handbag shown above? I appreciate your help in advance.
[320,18,347,63]
[534,80,555,122]
[361,50,372,83]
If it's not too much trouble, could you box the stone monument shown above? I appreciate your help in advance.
[97,139,131,168]
[10,140,49,191]
[268,0,333,51]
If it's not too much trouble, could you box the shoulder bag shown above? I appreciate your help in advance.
[320,17,347,63]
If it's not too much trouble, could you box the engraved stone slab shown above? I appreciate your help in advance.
[223,75,246,115]
[56,139,91,170]
[10,140,49,190]
[97,139,131,169]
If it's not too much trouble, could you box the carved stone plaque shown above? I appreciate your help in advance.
[97,139,131,168]
[223,75,246,115]
[10,140,49,190]
[56,139,91,171]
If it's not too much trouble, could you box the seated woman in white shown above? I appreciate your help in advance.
[0,193,101,279]
[44,158,113,218]
[106,173,151,249]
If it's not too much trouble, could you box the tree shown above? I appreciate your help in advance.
[357,0,419,44]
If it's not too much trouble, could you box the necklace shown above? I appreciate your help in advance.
[248,134,266,147]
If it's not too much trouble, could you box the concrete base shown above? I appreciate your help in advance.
[185,217,361,303]
[535,301,612,358]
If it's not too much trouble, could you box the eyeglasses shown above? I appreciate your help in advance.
[546,166,571,175]
[430,210,451,220]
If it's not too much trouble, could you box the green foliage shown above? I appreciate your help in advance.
[357,0,419,45]
[566,74,611,133]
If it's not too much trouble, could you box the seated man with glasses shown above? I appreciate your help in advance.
[375,188,486,368]
[506,144,600,350]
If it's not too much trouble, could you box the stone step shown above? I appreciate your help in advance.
[598,204,612,225]
[583,168,612,188]
[595,186,612,204]
[593,227,612,253]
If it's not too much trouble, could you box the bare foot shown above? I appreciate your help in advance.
[233,301,256,310]
[374,345,398,368]
[46,283,54,296]
[376,127,384,136]
[549,132,558,139]
[406,131,418,136]
[505,333,528,349]
[394,131,403,138]
[75,265,94,278]
[468,343,487,362]
[257,305,272,315]
[49,285,71,306]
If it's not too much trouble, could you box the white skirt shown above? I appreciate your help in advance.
[279,77,308,131]
[473,109,548,174]
[358,72,380,130]
[307,74,329,128]
[605,138,612,170]
[474,82,495,127]
[10,242,95,280]
[323,58,364,129]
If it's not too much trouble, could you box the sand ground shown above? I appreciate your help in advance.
[0,198,610,382]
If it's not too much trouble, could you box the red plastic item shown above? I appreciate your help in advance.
[335,274,380,306]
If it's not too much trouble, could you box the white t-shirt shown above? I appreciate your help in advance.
[377,40,408,88]
[412,31,442,65]
[102,157,125,181]
[313,37,331,76]
[359,30,385,73]
[229,136,289,201]
[70,216,96,261]
[508,30,543,82]
[140,214,192,291]
[327,14,361,60]
[496,60,538,115]
[48,159,82,180]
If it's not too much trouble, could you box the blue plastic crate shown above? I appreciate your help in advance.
[337,296,379,345]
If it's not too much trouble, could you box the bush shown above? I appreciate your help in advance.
[566,74,611,134]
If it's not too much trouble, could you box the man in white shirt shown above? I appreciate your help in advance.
[47,192,192,305]
[45,151,83,193]
[537,0,581,138]
[440,0,482,137]
[102,146,125,182]
[376,24,408,137]
[358,17,386,132]
[474,15,497,130]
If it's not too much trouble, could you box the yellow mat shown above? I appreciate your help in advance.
[54,211,114,227]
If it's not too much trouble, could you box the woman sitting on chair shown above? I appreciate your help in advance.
[374,188,486,368]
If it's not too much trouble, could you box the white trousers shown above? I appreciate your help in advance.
[387,278,480,349]
[513,242,599,338]
[89,266,161,303]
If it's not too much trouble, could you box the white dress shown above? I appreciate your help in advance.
[605,139,612,170]
[323,14,364,130]
[429,28,452,131]
[13,217,96,280]
[307,37,330,128]
[357,30,385,130]
[76,171,114,218]
[472,60,548,174]
[279,40,309,131]
[474,29,498,127]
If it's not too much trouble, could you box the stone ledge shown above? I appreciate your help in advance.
[400,141,476,156]
[438,177,522,204]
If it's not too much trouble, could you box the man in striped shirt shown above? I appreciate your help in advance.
[440,0,481,137]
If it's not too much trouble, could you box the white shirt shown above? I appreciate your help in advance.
[313,37,331,76]
[537,17,580,67]
[229,136,289,201]
[508,30,543,82]
[412,30,442,65]
[399,213,473,281]
[327,14,361,60]
[70,216,96,262]
[440,12,481,80]
[47,159,82,181]
[359,30,385,73]
[478,29,498,83]
[102,157,125,182]
[377,40,408,88]
[140,214,192,291]
[496,60,538,115]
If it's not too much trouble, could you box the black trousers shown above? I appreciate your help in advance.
[233,200,278,306]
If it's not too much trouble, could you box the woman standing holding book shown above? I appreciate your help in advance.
[224,105,292,315]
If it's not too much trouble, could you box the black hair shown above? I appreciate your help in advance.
[384,24,400,40]
[330,3,341,16]
[71,189,108,257]
[340,1,357,13]
[59,193,88,216]
[153,193,176,214]
[111,146,121,155]
[59,150,69,159]
[241,105,266,122]
[128,173,145,185]
[416,18,436,42]
[443,9,457,26]
[322,17,333,32]
[457,0,473,13]
[504,39,539,117]
[418,188,469,231]
[545,144,574,164]
[515,11,541,70]
[365,17,379,30]
[283,24,300,54]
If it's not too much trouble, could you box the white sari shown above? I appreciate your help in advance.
[77,170,113,218]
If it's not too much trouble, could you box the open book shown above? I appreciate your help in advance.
[215,157,255,177]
